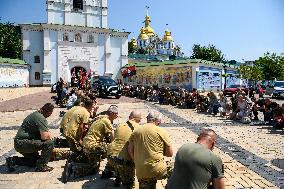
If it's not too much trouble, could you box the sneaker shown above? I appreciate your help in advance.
[62,162,73,183]
[6,157,15,172]
[35,165,54,172]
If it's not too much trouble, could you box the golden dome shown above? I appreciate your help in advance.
[144,14,155,37]
[130,37,137,47]
[138,28,149,40]
[163,29,174,41]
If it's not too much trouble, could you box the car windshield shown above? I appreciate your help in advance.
[274,82,284,88]
[99,78,117,85]
[228,85,241,88]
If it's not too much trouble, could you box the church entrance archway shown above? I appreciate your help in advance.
[70,66,87,87]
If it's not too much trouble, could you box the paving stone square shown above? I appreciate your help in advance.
[0,88,283,189]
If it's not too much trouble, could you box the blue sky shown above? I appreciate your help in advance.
[0,0,283,61]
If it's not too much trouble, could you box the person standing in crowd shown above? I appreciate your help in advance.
[6,103,55,172]
[166,129,225,189]
[107,110,142,188]
[128,110,173,189]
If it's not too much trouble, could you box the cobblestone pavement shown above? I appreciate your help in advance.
[0,89,283,188]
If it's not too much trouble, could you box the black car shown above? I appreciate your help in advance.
[92,76,122,99]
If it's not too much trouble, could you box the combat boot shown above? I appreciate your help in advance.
[35,165,54,172]
[6,157,15,172]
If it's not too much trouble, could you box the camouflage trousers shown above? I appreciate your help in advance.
[13,139,54,168]
[66,136,82,153]
[107,156,135,189]
[68,142,109,178]
[138,160,174,189]
[51,148,72,160]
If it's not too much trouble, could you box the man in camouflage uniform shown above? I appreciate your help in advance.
[128,110,174,189]
[62,105,118,182]
[64,98,94,153]
[6,103,55,172]
[107,110,142,188]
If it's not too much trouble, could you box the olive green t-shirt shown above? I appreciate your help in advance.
[108,120,140,160]
[60,106,80,135]
[166,143,224,189]
[83,117,113,151]
[129,123,172,179]
[15,111,49,140]
[65,106,90,140]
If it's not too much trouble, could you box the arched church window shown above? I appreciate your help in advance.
[73,0,83,11]
[63,33,69,41]
[88,34,94,43]
[35,72,40,80]
[75,33,82,42]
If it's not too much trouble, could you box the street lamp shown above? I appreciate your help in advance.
[223,64,227,89]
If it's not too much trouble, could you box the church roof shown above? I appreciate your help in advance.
[0,57,27,65]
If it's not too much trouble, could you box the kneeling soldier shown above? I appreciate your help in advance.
[107,110,141,188]
[6,103,55,172]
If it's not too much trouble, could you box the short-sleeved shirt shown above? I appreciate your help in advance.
[83,117,113,151]
[167,143,224,189]
[15,111,49,140]
[60,106,80,134]
[129,123,172,179]
[108,120,140,160]
[65,106,90,140]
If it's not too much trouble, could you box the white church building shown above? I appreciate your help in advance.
[21,0,129,86]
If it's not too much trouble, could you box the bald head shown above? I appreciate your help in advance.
[197,129,218,150]
[129,110,142,123]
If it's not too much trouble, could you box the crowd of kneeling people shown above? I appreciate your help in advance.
[6,87,227,189]
[6,84,283,189]
[123,85,284,129]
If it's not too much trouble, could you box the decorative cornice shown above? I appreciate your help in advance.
[20,24,130,36]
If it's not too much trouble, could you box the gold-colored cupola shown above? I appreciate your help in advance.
[163,29,174,41]
[138,27,149,40]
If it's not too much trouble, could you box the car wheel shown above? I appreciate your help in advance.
[115,94,121,99]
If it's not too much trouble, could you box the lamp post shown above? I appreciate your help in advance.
[223,64,227,89]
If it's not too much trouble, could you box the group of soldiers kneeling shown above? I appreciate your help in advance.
[6,91,225,189]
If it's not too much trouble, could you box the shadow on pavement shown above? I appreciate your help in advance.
[257,126,284,135]
[271,158,284,169]
[0,163,35,174]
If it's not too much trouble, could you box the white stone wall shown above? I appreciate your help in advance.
[47,0,107,28]
[22,30,44,86]
[0,65,29,87]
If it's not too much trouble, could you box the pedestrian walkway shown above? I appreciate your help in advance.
[0,90,283,188]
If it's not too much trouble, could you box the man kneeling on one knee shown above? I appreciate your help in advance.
[6,103,55,172]
[128,110,174,189]
[82,105,118,174]
[106,110,142,189]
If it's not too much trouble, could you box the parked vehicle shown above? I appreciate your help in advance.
[272,81,284,98]
[223,84,248,96]
[92,76,122,99]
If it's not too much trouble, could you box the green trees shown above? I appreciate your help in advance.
[190,44,225,62]
[255,52,284,80]
[128,41,137,54]
[238,52,284,81]
[0,22,22,59]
